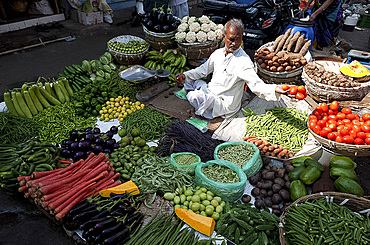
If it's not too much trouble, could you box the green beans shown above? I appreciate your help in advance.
[120,107,173,141]
[174,154,198,166]
[202,164,240,184]
[244,107,308,152]
[34,102,96,143]
[284,198,370,244]
[0,112,40,145]
[130,154,194,194]
[217,144,254,168]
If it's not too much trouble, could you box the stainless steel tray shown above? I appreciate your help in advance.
[118,65,170,83]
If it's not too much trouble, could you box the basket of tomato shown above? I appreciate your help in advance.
[307,100,370,157]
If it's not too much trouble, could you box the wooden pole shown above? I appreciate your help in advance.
[0,36,72,56]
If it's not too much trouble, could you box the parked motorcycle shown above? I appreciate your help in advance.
[198,0,300,49]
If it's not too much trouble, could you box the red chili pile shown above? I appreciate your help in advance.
[308,101,370,145]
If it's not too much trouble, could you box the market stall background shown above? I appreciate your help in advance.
[1,4,370,245]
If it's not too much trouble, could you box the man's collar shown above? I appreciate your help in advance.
[224,46,242,56]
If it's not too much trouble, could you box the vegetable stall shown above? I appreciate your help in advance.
[1,11,370,245]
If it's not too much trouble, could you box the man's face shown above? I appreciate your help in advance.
[223,26,243,53]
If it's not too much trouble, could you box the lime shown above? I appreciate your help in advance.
[200,204,206,212]
[206,194,213,201]
[211,199,219,207]
[192,195,200,203]
[186,196,192,201]
[207,191,214,197]
[183,201,189,207]
[180,194,186,204]
[215,205,223,213]
[200,187,207,193]
[220,201,226,207]
[195,190,202,195]
[199,193,207,201]
[214,196,222,203]
[202,200,210,206]
[200,211,207,216]
[118,128,127,137]
[205,207,214,216]
[131,128,140,137]
[191,203,200,212]
[184,189,193,196]
[211,212,220,221]
[174,204,181,209]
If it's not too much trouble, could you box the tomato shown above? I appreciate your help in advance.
[313,110,321,118]
[289,86,298,95]
[335,135,343,143]
[349,130,357,138]
[328,124,336,131]
[342,119,351,124]
[336,112,346,120]
[346,114,356,120]
[337,125,345,131]
[341,107,352,115]
[361,125,370,133]
[366,120,370,126]
[354,114,360,120]
[317,120,326,128]
[309,115,317,121]
[327,109,334,115]
[313,125,321,135]
[330,101,339,110]
[352,125,361,133]
[328,115,337,121]
[320,103,329,112]
[298,85,306,94]
[333,110,338,115]
[342,135,354,144]
[320,129,330,138]
[337,120,345,126]
[352,119,361,126]
[282,84,290,91]
[339,128,349,137]
[357,131,367,139]
[327,132,336,141]
[315,107,323,114]
[295,92,305,100]
[365,137,370,145]
[354,138,365,145]
[321,116,329,122]
[362,113,370,121]
[309,121,317,130]
[328,119,337,126]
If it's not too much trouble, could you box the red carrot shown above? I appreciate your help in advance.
[18,185,28,192]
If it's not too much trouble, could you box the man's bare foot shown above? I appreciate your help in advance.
[186,108,196,118]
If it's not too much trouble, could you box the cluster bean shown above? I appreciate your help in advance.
[284,198,370,244]
[202,164,240,184]
[34,102,97,144]
[245,107,308,152]
[130,155,194,194]
[217,144,254,168]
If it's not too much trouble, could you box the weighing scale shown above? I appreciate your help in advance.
[347,49,370,67]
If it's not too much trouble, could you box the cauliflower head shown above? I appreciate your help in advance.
[188,16,197,24]
[177,23,188,33]
[196,31,208,43]
[181,16,189,23]
[189,22,200,33]
[175,32,187,42]
[185,31,197,43]
[207,30,216,41]
[217,24,224,30]
[200,23,211,33]
[215,29,223,40]
[199,15,210,24]
[209,21,217,31]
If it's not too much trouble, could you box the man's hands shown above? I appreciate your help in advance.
[175,73,185,83]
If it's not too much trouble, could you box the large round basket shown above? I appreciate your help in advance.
[308,124,370,157]
[143,25,177,51]
[255,42,304,85]
[107,35,149,65]
[177,40,220,61]
[279,192,370,245]
[302,60,370,103]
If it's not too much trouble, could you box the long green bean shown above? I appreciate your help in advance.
[245,107,308,152]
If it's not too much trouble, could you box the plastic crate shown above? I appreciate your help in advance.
[359,14,370,28]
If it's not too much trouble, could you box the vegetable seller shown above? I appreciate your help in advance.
[175,19,287,119]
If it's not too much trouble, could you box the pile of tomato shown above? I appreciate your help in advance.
[282,85,307,100]
[308,101,370,145]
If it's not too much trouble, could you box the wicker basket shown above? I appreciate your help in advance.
[255,42,304,85]
[308,125,370,157]
[107,35,149,65]
[143,25,177,51]
[279,192,370,245]
[177,40,220,60]
[303,60,370,103]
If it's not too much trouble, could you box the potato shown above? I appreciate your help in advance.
[266,53,275,60]
[295,62,301,68]
[273,62,280,67]
[268,60,274,66]
[272,56,279,62]
[260,63,267,69]
[292,66,296,69]
[300,59,307,65]
[257,58,264,64]
[285,66,292,71]
[277,66,284,72]
[282,62,289,67]
[270,66,277,72]
[278,58,285,64]
[266,65,270,70]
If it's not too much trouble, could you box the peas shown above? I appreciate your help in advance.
[174,154,198,165]
[202,164,240,184]
[217,143,255,168]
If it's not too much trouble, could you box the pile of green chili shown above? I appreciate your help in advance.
[130,154,194,195]
[217,144,255,168]
[0,112,40,145]
[120,107,172,141]
[202,164,240,184]
[34,102,97,144]
[245,107,308,152]
[284,198,370,245]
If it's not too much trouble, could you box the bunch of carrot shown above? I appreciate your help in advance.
[17,152,121,220]
[243,135,295,159]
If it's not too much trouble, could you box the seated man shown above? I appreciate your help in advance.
[175,18,286,119]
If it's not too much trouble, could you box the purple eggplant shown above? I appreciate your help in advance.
[110,126,118,134]
[105,139,115,149]
[113,143,120,149]
[103,148,112,154]
[85,127,93,132]
[94,217,116,230]
[78,141,91,149]
[93,145,103,153]
[60,149,72,158]
[98,222,126,243]
[105,131,114,138]
[85,133,95,142]
[73,151,85,161]
[130,214,144,234]
[95,137,104,145]
[70,130,79,140]
[70,142,79,151]
[102,226,130,245]
[93,128,101,135]
[80,217,110,231]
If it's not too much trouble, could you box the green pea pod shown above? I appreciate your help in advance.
[290,180,307,201]
[299,166,322,185]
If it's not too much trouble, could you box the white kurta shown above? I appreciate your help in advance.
[183,47,281,118]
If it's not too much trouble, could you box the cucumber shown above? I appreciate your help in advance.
[45,82,57,99]
[334,177,364,196]
[57,80,70,103]
[52,83,65,103]
[329,156,357,169]
[34,86,51,108]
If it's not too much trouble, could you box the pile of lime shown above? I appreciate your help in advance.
[164,186,225,220]
[108,40,148,54]
[99,96,145,122]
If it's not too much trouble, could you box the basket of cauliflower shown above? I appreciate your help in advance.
[175,15,223,60]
